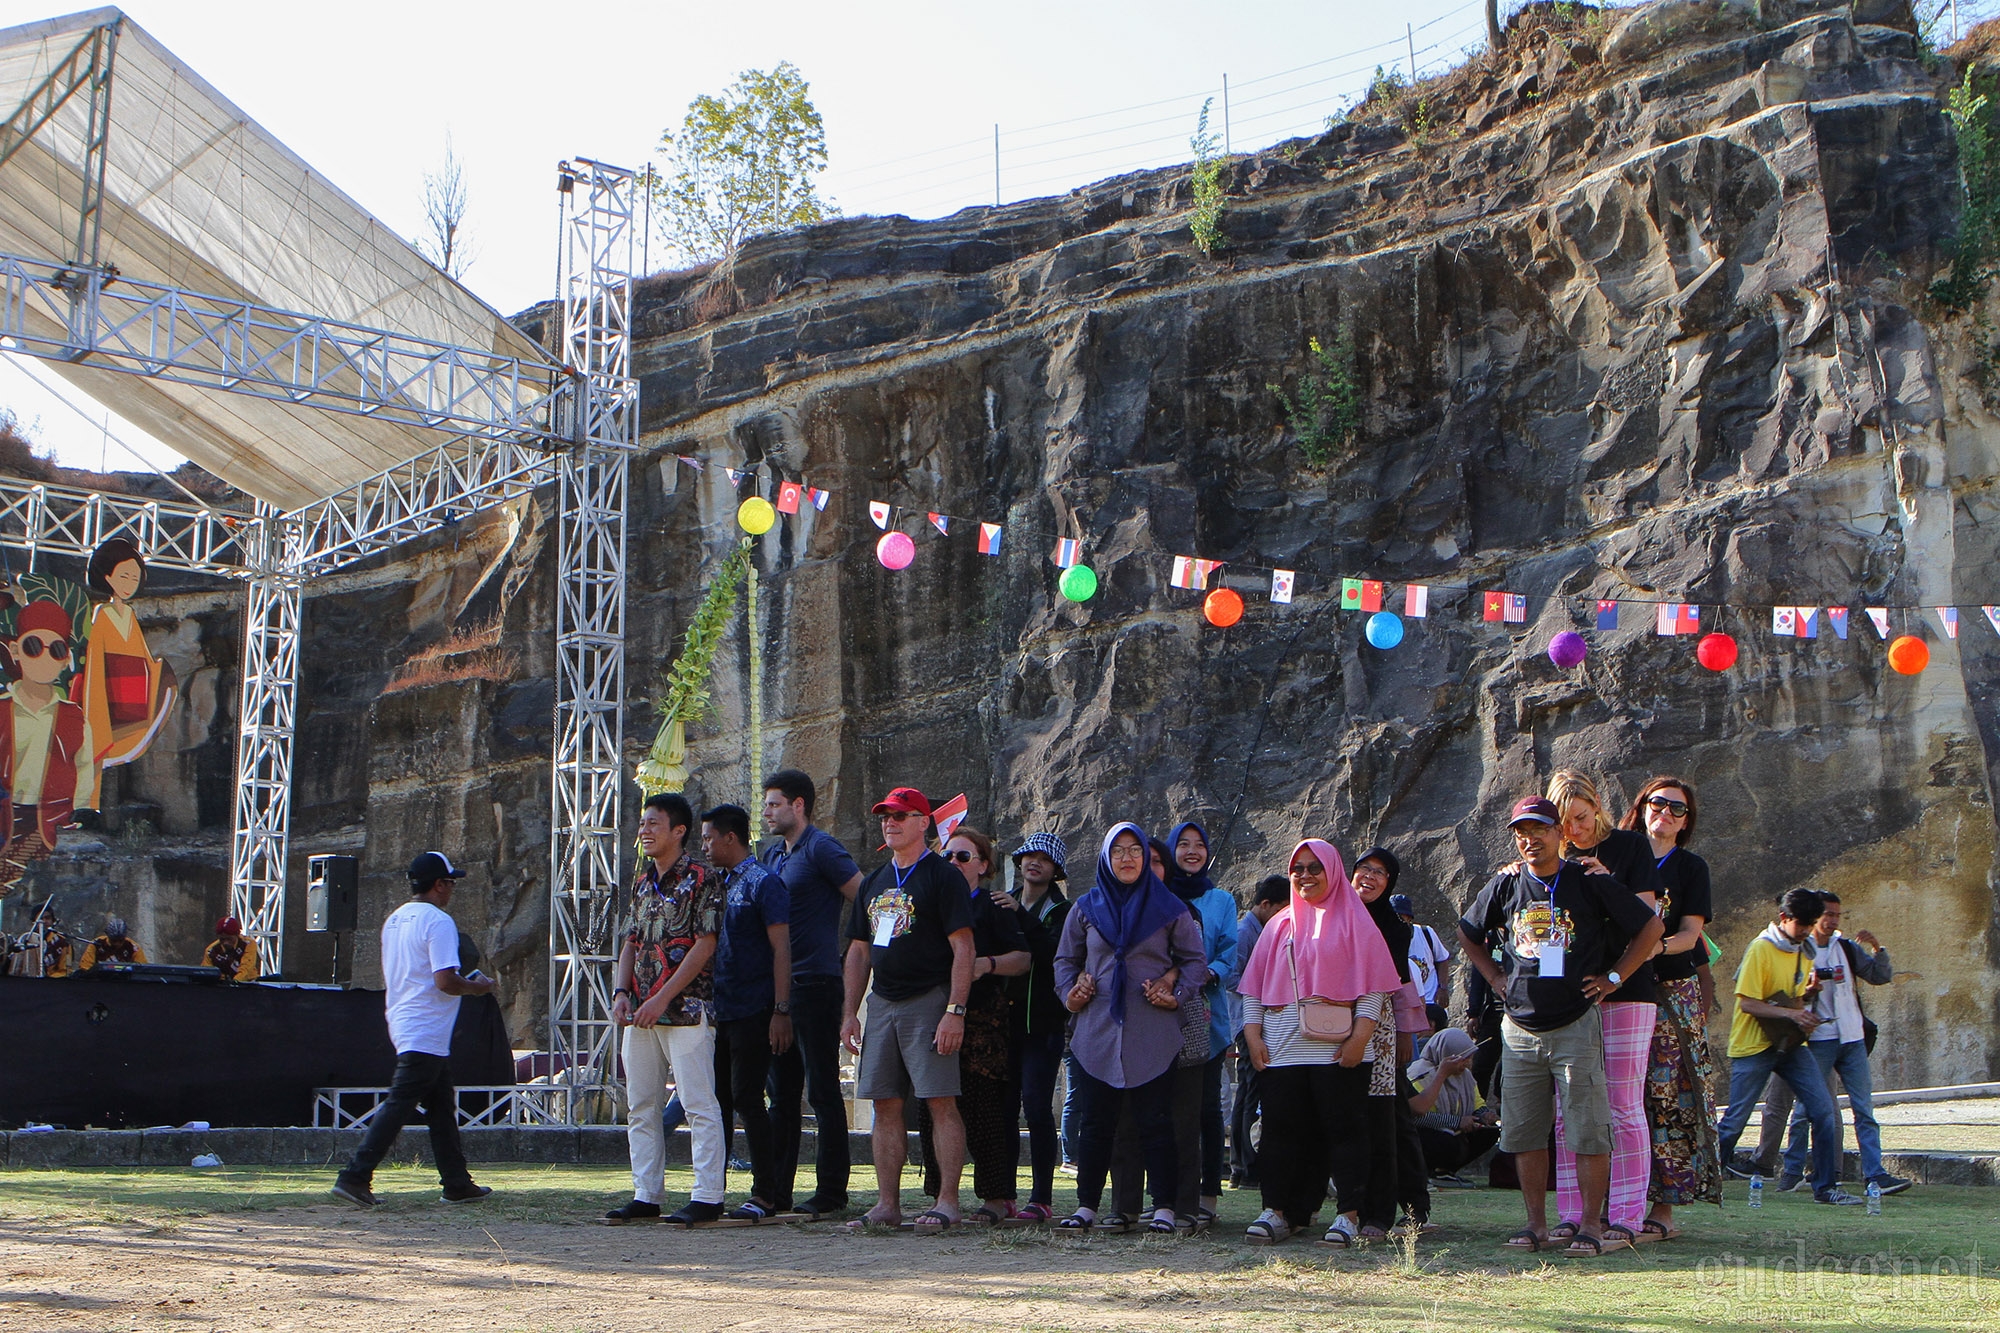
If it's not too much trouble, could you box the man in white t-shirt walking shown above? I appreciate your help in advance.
[332,852,496,1208]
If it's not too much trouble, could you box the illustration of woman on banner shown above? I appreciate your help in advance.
[75,539,177,809]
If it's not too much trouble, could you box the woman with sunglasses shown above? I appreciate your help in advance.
[1544,770,1661,1250]
[1622,777,1721,1239]
[1237,840,1404,1247]
[916,828,1031,1223]
[1053,824,1205,1234]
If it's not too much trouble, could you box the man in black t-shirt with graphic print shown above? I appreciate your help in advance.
[1459,796,1663,1257]
[839,786,974,1230]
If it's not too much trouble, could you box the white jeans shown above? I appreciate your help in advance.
[624,1017,724,1205]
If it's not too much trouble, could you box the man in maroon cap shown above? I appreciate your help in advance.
[1457,795,1662,1257]
[202,916,261,981]
[838,787,975,1231]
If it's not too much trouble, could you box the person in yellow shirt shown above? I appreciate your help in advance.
[202,916,261,981]
[78,916,146,970]
[1713,888,1859,1206]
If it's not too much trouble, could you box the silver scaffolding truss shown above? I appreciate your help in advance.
[0,14,638,1119]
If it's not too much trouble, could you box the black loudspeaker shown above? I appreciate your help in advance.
[306,855,359,932]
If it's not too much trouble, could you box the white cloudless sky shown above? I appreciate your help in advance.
[0,0,1504,474]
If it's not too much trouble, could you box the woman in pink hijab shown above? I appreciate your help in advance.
[1237,839,1403,1247]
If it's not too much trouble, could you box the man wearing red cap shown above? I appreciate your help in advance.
[0,598,93,887]
[202,917,260,981]
[839,787,975,1231]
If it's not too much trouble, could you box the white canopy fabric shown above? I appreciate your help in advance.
[0,8,556,509]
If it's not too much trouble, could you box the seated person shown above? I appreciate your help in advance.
[1407,1028,1498,1185]
[202,916,260,981]
[79,916,146,969]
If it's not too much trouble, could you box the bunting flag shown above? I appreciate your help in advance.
[1936,606,1959,639]
[932,793,970,843]
[928,512,950,535]
[1596,600,1619,631]
[675,454,704,471]
[1773,607,1798,637]
[1656,604,1699,635]
[977,522,1003,556]
[1171,556,1219,590]
[725,467,747,486]
[1341,579,1384,613]
[1827,607,1850,639]
[1052,538,1080,568]
[807,487,831,511]
[1986,606,2000,638]
[869,501,891,529]
[1502,593,1527,623]
[776,481,803,514]
[1866,608,1891,639]
[1797,608,1818,640]
[1405,584,1429,618]
[1483,592,1507,623]
[1271,570,1295,604]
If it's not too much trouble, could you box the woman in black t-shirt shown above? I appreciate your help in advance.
[1546,771,1660,1247]
[1621,776,1722,1238]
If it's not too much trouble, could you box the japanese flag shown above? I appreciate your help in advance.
[869,501,891,529]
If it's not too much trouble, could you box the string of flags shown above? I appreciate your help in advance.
[686,455,2000,672]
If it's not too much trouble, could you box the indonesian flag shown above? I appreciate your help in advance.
[1936,607,1959,639]
[1866,608,1891,640]
[776,481,803,514]
[806,487,830,511]
[1772,607,1797,637]
[928,512,950,535]
[932,794,969,843]
[1405,584,1429,618]
[869,501,891,529]
[1052,538,1080,568]
[1341,579,1383,612]
[1271,570,1295,604]
[977,523,1003,556]
[1595,600,1618,631]
[1170,557,1219,590]
[1827,607,1850,639]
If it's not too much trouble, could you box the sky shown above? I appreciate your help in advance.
[0,0,1509,475]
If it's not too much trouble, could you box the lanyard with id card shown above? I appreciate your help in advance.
[1527,867,1564,977]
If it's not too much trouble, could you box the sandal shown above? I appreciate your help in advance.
[842,1207,901,1232]
[1245,1210,1291,1245]
[1547,1222,1580,1242]
[911,1209,955,1234]
[1503,1228,1545,1251]
[1017,1203,1053,1223]
[1637,1218,1679,1242]
[1056,1211,1094,1231]
[1320,1216,1358,1249]
[1564,1232,1629,1257]
[1093,1212,1134,1234]
[727,1200,771,1222]
[1358,1225,1388,1240]
[1603,1224,1639,1248]
[1147,1213,1177,1234]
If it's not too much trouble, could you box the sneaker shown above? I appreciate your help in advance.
[442,1183,492,1205]
[726,1156,753,1173]
[1775,1173,1805,1193]
[1059,1161,1079,1177]
[604,1199,663,1225]
[1815,1188,1866,1206]
[1724,1155,1765,1180]
[1869,1174,1913,1196]
[330,1177,376,1209]
[666,1200,727,1225]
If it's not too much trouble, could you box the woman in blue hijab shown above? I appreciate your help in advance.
[1053,823,1206,1233]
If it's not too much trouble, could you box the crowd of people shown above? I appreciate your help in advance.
[325,765,1911,1248]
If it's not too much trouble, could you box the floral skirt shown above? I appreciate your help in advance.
[1646,974,1722,1205]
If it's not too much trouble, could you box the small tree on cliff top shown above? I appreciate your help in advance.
[652,62,835,266]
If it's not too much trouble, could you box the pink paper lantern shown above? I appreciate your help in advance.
[876,530,915,570]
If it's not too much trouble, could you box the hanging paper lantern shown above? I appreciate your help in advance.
[1696,632,1737,671]
[1364,611,1404,649]
[1058,564,1098,602]
[1887,634,1929,675]
[736,496,776,535]
[875,530,915,570]
[1204,587,1244,628]
[1547,631,1589,669]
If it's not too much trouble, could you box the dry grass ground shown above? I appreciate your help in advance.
[1,1164,1995,1333]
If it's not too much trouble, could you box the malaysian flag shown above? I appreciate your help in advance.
[1405,584,1429,618]
[1502,593,1527,624]
[1052,538,1080,568]
[725,467,747,486]
[1936,607,1959,639]
[977,523,1003,556]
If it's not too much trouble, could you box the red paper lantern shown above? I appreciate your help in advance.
[1696,632,1737,671]
[1204,587,1244,628]
[1888,635,1929,675]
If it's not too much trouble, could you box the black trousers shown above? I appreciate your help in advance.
[768,974,850,1209]
[918,1066,1020,1202]
[1471,1008,1504,1102]
[1258,1062,1375,1230]
[1417,1124,1500,1175]
[1231,1035,1263,1183]
[341,1051,471,1188]
[715,1012,781,1206]
[1016,1027,1064,1205]
[1074,1064,1177,1213]
[1111,1057,1206,1216]
[1391,1071,1431,1223]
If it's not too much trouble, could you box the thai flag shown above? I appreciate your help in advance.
[776,481,802,514]
[1596,600,1618,631]
[1052,538,1080,568]
[977,523,1002,556]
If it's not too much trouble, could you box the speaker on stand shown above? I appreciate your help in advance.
[306,854,359,985]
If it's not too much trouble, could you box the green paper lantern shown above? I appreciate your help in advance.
[1059,564,1098,602]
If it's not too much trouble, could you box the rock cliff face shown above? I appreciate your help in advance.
[10,0,1997,1082]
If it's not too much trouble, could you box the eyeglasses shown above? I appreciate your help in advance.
[1107,843,1145,860]
[940,849,978,864]
[1645,796,1690,818]
[17,635,68,661]
[879,810,920,823]
[1289,864,1325,879]
[1352,865,1387,880]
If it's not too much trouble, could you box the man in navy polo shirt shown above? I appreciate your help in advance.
[759,768,862,1216]
[704,802,792,1219]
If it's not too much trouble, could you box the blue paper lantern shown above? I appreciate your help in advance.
[1365,611,1404,649]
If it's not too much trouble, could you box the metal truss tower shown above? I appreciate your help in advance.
[230,503,301,968]
[547,159,638,1094]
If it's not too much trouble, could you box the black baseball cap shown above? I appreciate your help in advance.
[408,851,467,886]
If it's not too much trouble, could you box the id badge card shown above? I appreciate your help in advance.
[1538,943,1565,978]
[872,914,894,947]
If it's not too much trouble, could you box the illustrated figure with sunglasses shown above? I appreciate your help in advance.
[0,597,96,891]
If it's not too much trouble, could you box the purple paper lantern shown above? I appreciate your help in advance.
[876,530,916,570]
[1548,631,1589,669]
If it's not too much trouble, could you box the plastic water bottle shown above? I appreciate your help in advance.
[1748,1174,1763,1209]
[1866,1180,1882,1216]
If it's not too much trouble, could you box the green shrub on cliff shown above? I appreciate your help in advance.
[1269,325,1361,469]
[1190,98,1226,254]
[1933,67,2000,312]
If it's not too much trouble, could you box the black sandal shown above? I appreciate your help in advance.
[1056,1211,1093,1230]
[1503,1227,1544,1251]
[1146,1213,1176,1234]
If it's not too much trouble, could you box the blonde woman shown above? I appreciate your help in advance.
[1544,770,1660,1248]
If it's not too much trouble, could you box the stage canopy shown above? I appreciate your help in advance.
[0,7,560,510]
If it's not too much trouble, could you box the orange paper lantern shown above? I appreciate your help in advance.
[1887,634,1929,675]
[1695,632,1737,671]
[1204,587,1244,628]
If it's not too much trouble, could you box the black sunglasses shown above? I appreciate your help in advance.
[18,636,69,662]
[1645,796,1690,818]
[940,849,979,863]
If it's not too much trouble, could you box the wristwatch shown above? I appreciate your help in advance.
[773,1000,791,1015]
[1606,970,1623,988]
[944,1003,968,1017]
